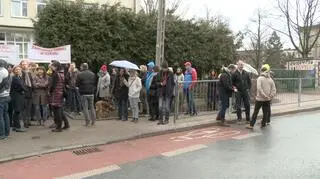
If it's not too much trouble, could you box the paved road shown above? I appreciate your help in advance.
[0,111,320,179]
[86,111,320,179]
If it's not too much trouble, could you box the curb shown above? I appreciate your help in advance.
[1,106,319,164]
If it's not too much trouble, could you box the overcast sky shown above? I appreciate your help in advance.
[173,0,293,48]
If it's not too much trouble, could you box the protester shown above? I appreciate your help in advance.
[20,60,33,128]
[148,66,160,121]
[232,60,251,123]
[113,68,129,121]
[77,63,97,126]
[49,61,69,132]
[96,65,110,101]
[7,64,14,127]
[216,65,237,126]
[11,66,27,132]
[183,62,198,116]
[247,66,276,129]
[65,62,81,115]
[124,70,142,123]
[0,59,11,139]
[145,62,156,120]
[175,67,184,111]
[139,65,148,114]
[207,69,218,111]
[32,66,49,126]
[156,61,175,125]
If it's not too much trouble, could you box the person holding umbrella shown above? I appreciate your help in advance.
[123,69,142,123]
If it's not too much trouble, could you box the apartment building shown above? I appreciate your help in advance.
[0,0,140,59]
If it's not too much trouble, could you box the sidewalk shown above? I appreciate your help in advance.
[0,101,319,163]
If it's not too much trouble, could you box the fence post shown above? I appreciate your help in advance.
[298,78,302,107]
[174,84,179,123]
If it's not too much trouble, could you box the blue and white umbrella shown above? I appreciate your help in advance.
[109,60,140,70]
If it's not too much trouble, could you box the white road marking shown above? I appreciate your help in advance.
[54,165,121,179]
[161,144,208,157]
[232,133,262,140]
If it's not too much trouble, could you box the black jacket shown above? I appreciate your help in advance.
[218,71,234,97]
[76,70,96,95]
[113,73,129,100]
[231,70,251,92]
[11,75,27,112]
[154,70,175,98]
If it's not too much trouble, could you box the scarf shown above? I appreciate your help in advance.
[23,70,32,88]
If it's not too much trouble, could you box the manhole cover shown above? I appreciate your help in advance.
[31,136,41,140]
[72,147,102,156]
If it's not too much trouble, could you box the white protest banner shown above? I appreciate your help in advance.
[0,45,20,65]
[28,44,71,64]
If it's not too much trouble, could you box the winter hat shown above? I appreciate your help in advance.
[261,64,270,72]
[100,65,107,72]
[147,61,155,68]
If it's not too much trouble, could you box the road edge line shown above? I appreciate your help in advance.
[54,164,120,179]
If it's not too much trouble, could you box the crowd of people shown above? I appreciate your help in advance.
[0,58,276,141]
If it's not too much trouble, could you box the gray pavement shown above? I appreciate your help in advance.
[87,111,320,179]
[0,101,319,163]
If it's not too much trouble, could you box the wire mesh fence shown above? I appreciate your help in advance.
[173,78,320,121]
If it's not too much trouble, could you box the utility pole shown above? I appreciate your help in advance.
[155,0,166,66]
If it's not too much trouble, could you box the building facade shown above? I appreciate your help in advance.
[0,0,140,59]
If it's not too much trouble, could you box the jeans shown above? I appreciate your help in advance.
[52,106,69,129]
[23,98,32,125]
[117,99,128,120]
[185,89,196,114]
[35,104,48,122]
[129,97,139,119]
[217,94,229,120]
[0,96,11,138]
[235,90,251,121]
[67,88,82,112]
[250,101,270,127]
[81,95,96,123]
[159,97,171,122]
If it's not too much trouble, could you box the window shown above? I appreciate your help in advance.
[11,0,28,17]
[0,32,31,59]
[0,0,2,16]
[36,0,46,15]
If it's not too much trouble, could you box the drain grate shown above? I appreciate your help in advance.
[72,147,102,156]
[31,136,41,140]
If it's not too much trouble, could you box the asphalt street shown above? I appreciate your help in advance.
[86,112,320,179]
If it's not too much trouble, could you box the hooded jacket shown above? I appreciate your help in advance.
[256,72,276,101]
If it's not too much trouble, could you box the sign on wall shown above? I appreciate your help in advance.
[28,45,71,64]
[0,45,20,65]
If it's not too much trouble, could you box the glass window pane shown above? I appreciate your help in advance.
[11,1,21,16]
[0,42,5,45]
[6,33,14,41]
[23,43,28,54]
[7,42,14,45]
[15,33,24,42]
[22,2,27,16]
[16,43,23,54]
[0,33,5,41]
[19,55,23,59]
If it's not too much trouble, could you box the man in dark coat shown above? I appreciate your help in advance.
[155,61,175,125]
[216,65,237,126]
[232,60,251,123]
[76,63,97,126]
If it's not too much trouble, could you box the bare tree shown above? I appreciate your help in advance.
[141,0,181,14]
[245,9,269,70]
[276,0,320,59]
